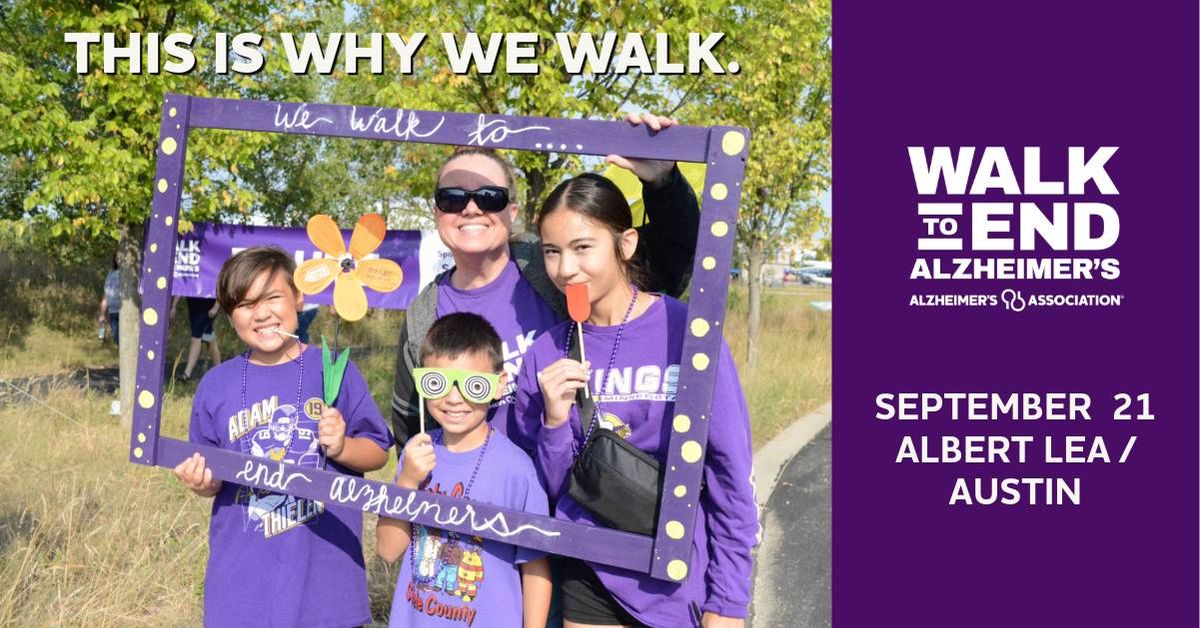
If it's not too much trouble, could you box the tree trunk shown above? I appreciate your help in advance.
[523,168,547,232]
[747,239,765,371]
[116,222,142,427]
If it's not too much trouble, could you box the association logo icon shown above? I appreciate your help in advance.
[1000,289,1026,312]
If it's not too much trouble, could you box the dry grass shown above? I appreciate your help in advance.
[0,387,206,626]
[723,284,832,448]
[0,323,118,380]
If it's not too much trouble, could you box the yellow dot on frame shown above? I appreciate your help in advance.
[692,353,710,371]
[710,221,729,237]
[147,350,155,360]
[138,390,155,409]
[161,137,177,155]
[157,179,168,193]
[673,484,687,498]
[137,432,146,443]
[133,447,143,458]
[701,256,716,271]
[690,318,710,338]
[169,107,177,117]
[673,415,691,433]
[681,440,702,463]
[150,243,158,253]
[667,560,688,581]
[721,130,746,155]
[156,277,166,290]
[143,308,158,326]
[165,216,173,227]
[710,183,728,201]
[665,521,685,540]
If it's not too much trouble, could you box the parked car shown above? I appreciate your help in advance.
[800,268,832,286]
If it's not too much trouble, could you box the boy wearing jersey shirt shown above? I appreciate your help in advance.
[379,313,552,627]
[391,114,702,449]
[175,247,393,628]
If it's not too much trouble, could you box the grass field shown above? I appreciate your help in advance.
[0,258,829,624]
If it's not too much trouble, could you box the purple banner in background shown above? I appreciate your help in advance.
[835,2,1197,626]
[171,222,451,309]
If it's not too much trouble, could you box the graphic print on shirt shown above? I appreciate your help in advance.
[406,479,486,625]
[598,412,632,439]
[496,328,538,408]
[228,394,327,538]
[590,363,681,404]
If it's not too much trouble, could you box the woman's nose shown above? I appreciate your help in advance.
[461,199,484,216]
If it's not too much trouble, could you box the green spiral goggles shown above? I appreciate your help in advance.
[412,368,502,404]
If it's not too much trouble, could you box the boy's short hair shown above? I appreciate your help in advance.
[216,246,298,315]
[420,313,504,372]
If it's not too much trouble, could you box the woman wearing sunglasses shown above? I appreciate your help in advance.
[391,114,700,449]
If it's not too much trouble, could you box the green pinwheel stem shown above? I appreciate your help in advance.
[321,336,350,406]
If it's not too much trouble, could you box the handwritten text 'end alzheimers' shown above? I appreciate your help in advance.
[64,31,741,76]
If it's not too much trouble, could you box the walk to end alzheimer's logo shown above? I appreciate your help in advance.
[905,146,1125,311]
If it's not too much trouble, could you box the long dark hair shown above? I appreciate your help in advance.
[536,173,648,289]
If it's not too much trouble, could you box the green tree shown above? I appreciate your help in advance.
[344,0,732,225]
[0,0,323,424]
[684,0,831,370]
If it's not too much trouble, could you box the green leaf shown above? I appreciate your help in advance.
[320,336,350,405]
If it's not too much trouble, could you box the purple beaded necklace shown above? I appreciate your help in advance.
[565,285,639,443]
[239,342,305,462]
[408,425,494,578]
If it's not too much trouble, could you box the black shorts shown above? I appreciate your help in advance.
[186,298,216,339]
[560,558,646,627]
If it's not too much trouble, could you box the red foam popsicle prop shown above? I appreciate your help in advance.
[566,284,590,322]
[565,284,590,397]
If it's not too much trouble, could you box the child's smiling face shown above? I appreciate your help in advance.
[421,351,504,443]
[539,208,637,311]
[230,269,303,363]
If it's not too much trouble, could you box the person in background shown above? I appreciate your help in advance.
[296,302,320,343]
[98,257,120,345]
[172,296,222,382]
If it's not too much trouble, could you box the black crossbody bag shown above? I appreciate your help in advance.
[565,333,665,536]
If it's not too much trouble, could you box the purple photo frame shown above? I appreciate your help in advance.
[128,94,749,582]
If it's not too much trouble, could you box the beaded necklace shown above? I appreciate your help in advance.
[408,425,494,580]
[565,285,639,444]
[239,343,305,462]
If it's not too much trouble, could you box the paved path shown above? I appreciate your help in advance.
[750,424,831,628]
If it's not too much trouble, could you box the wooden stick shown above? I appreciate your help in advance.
[578,321,590,398]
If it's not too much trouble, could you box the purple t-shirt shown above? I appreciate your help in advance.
[189,345,393,628]
[436,259,559,443]
[514,296,759,625]
[388,428,548,627]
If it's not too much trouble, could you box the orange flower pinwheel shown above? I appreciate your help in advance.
[294,213,403,322]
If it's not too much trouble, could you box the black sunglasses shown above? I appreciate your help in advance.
[434,186,510,213]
